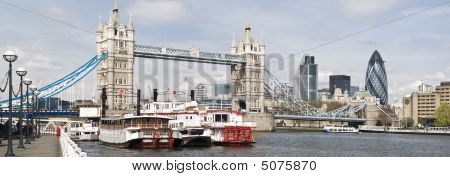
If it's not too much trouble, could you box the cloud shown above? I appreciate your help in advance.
[425,72,448,81]
[318,71,334,88]
[126,0,190,26]
[339,0,399,17]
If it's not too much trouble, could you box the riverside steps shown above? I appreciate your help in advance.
[0,136,61,157]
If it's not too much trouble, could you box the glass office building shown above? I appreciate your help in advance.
[299,55,318,101]
[329,75,351,96]
[365,50,388,105]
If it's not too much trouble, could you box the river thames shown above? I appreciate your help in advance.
[77,130,450,157]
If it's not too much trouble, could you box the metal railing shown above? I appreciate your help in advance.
[59,128,87,157]
[359,125,450,134]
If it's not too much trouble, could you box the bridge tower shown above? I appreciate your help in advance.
[96,1,135,116]
[231,25,266,113]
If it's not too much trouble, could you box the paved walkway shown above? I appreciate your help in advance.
[0,136,61,157]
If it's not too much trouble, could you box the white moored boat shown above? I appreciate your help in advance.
[66,120,99,141]
[323,125,359,133]
[79,120,100,141]
[99,114,182,148]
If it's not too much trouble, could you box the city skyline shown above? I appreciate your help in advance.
[0,0,449,104]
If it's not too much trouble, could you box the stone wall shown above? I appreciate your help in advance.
[243,113,275,132]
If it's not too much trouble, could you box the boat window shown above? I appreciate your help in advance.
[214,114,228,122]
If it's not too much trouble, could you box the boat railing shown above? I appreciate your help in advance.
[101,123,170,130]
[59,128,87,157]
[359,125,450,134]
[201,121,256,128]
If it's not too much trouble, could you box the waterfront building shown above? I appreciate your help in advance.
[298,55,318,101]
[418,82,434,93]
[350,86,359,96]
[365,50,388,105]
[329,75,351,97]
[403,81,450,126]
[318,88,331,102]
[194,83,208,101]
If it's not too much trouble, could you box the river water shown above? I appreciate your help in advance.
[77,130,450,157]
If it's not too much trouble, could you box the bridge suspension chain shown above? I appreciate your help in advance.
[263,69,367,118]
[0,52,108,108]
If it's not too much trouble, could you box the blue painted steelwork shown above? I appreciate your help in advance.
[0,52,108,107]
[0,110,79,117]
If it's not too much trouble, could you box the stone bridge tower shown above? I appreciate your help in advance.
[231,25,266,113]
[96,1,135,116]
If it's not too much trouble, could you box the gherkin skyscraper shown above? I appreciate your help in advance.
[365,50,388,105]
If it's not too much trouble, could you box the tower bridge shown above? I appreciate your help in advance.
[1,1,368,131]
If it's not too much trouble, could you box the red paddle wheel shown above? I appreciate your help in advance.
[222,126,254,144]
[152,130,161,148]
[167,130,174,149]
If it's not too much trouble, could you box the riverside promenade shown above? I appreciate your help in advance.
[0,136,61,157]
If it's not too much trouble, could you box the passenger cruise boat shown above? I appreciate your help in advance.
[323,125,359,133]
[66,120,99,141]
[99,114,182,148]
[143,101,256,146]
[79,120,100,141]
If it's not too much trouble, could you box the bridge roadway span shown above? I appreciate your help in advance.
[274,115,366,123]
[134,45,247,65]
[0,110,79,117]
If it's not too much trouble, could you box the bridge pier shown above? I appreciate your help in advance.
[243,113,275,132]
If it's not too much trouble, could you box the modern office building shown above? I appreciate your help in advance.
[365,50,388,105]
[403,81,450,126]
[298,55,318,101]
[329,75,351,96]
[214,83,231,98]
[418,82,434,93]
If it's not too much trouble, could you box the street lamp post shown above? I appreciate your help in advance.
[3,50,18,157]
[23,78,32,144]
[30,85,37,141]
[16,67,27,149]
[34,91,41,138]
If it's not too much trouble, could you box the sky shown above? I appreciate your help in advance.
[0,0,449,104]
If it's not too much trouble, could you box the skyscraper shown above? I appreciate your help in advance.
[365,50,388,105]
[299,55,318,101]
[214,83,231,97]
[329,75,351,96]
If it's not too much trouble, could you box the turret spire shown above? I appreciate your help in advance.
[259,32,265,46]
[113,0,119,12]
[231,33,237,47]
[127,14,134,30]
[97,15,104,32]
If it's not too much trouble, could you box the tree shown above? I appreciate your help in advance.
[435,103,450,127]
[377,107,393,126]
[400,118,414,128]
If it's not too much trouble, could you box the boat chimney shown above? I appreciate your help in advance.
[101,87,107,118]
[136,89,141,116]
[190,90,195,101]
[153,89,158,102]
